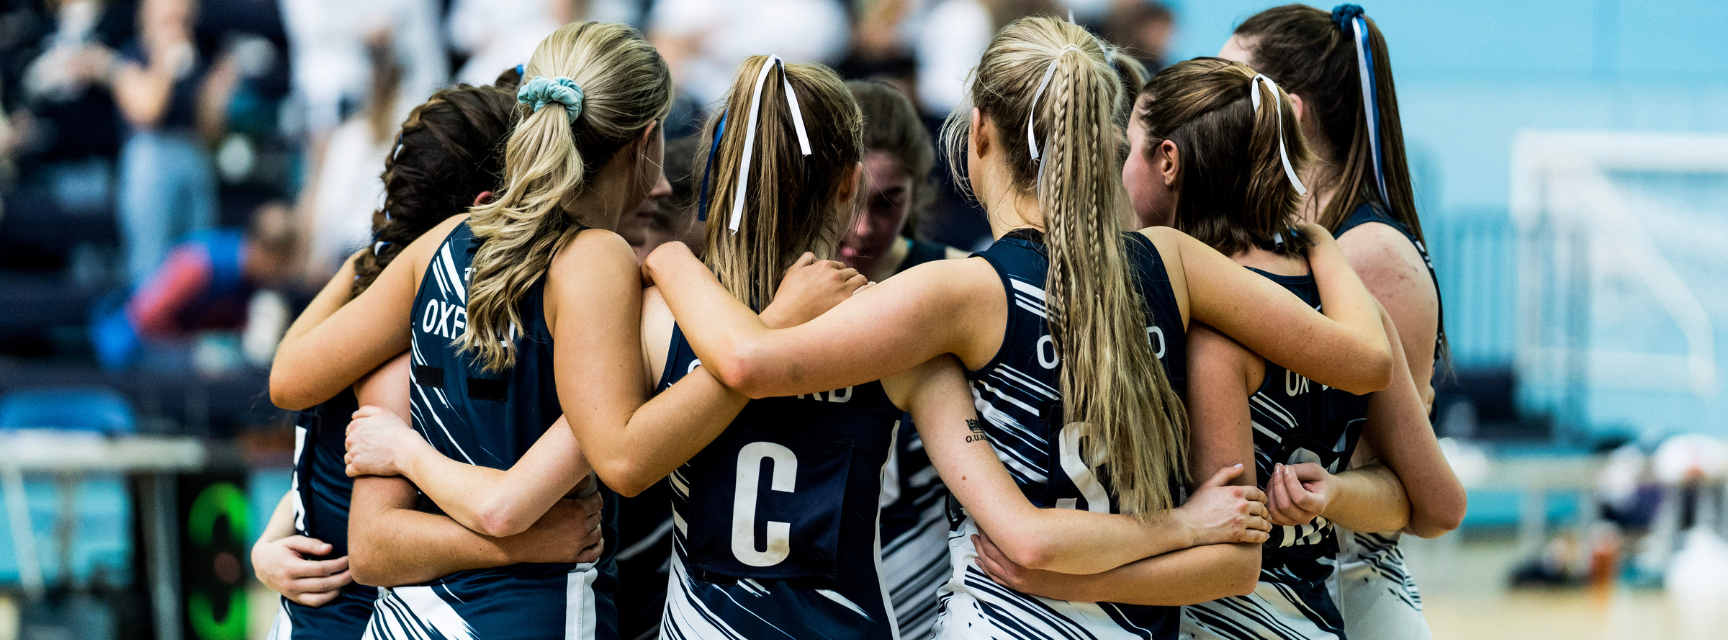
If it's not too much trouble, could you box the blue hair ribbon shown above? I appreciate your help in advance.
[696,110,728,222]
[1332,4,1389,206]
[514,63,525,77]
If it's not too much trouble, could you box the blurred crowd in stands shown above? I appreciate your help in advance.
[0,0,1174,432]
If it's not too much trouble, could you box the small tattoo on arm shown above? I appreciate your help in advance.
[965,419,989,443]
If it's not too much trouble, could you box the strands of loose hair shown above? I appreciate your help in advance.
[351,82,519,296]
[459,21,674,371]
[1137,58,1312,257]
[699,58,863,310]
[941,16,1189,517]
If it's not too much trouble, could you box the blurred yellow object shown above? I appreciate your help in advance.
[0,594,15,640]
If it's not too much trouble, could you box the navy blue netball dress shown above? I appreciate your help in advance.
[1331,203,1443,640]
[267,388,378,640]
[933,229,1187,640]
[363,221,619,640]
[1179,265,1370,640]
[657,320,905,640]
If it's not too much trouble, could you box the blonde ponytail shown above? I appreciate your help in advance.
[946,17,1188,516]
[459,22,672,371]
[700,57,862,309]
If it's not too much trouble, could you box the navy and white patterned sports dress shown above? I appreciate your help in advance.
[658,321,905,640]
[364,221,619,640]
[1331,203,1442,640]
[1179,266,1369,640]
[267,388,379,640]
[879,238,960,640]
[934,229,1187,640]
[614,477,674,640]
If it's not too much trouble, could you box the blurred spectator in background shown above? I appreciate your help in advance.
[916,0,1055,115]
[92,199,295,369]
[112,0,222,279]
[278,0,444,138]
[2,0,130,256]
[1104,0,1173,72]
[446,0,578,87]
[838,0,921,95]
[295,35,405,280]
[648,0,850,107]
[622,135,703,262]
[838,80,963,282]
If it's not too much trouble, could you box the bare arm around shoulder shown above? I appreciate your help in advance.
[595,253,867,495]
[902,353,1268,576]
[642,241,1000,398]
[1337,222,1440,408]
[1150,225,1393,395]
[344,356,601,586]
[342,355,595,538]
[1344,310,1463,537]
[547,231,748,497]
[271,215,467,409]
[347,476,601,587]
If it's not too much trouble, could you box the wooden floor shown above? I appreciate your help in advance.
[1407,536,1728,640]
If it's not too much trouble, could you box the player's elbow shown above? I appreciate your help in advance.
[995,530,1061,572]
[346,537,402,587]
[590,458,652,498]
[474,501,533,538]
[1409,491,1467,539]
[1224,546,1261,597]
[711,339,776,399]
[268,366,317,411]
[1336,342,1395,396]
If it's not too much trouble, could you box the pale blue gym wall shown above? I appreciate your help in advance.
[1165,0,1728,440]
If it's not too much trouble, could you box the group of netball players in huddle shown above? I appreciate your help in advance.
[253,3,1467,640]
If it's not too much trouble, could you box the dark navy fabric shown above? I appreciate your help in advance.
[902,238,951,271]
[1182,267,1370,640]
[614,477,674,640]
[607,350,696,640]
[271,583,378,640]
[936,229,1186,640]
[378,220,618,640]
[270,388,376,639]
[292,388,359,558]
[659,323,904,640]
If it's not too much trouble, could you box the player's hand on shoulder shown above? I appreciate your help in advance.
[759,252,867,329]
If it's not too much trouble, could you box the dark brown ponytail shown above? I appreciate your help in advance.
[351,81,518,295]
[1138,58,1310,257]
[1236,4,1447,366]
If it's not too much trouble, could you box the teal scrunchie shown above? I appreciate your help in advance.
[517,76,585,123]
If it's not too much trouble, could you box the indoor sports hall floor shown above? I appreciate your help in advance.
[1405,536,1725,640]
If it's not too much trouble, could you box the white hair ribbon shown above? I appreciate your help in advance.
[1027,45,1083,162]
[1250,74,1308,196]
[729,55,813,233]
[1350,16,1390,206]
